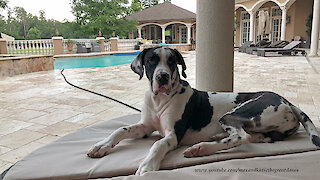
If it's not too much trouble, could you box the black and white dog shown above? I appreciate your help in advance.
[87,47,320,175]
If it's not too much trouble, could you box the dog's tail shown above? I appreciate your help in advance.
[291,105,320,147]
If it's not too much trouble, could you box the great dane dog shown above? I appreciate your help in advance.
[87,47,320,175]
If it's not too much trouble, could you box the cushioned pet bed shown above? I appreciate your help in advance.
[2,114,320,180]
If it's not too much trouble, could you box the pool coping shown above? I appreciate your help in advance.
[53,50,139,59]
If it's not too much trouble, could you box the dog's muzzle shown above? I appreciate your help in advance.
[155,72,170,94]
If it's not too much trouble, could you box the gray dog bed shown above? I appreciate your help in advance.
[2,114,320,179]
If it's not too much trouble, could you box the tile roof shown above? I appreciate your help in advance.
[126,2,196,23]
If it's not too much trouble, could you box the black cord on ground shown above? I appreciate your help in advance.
[60,69,141,113]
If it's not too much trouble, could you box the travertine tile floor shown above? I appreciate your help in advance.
[1,51,320,172]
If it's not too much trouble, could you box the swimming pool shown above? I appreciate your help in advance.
[54,54,138,70]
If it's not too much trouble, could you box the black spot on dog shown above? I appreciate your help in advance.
[234,93,259,104]
[219,115,254,129]
[174,89,213,143]
[180,80,188,87]
[284,126,299,136]
[167,141,171,147]
[312,135,320,147]
[211,92,217,94]
[179,88,186,94]
[171,91,178,98]
[227,139,231,143]
[122,127,127,130]
[263,131,286,142]
[230,92,282,120]
[300,112,311,123]
[142,134,148,139]
[225,127,231,132]
[238,136,242,140]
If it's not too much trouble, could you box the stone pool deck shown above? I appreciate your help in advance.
[1,51,320,172]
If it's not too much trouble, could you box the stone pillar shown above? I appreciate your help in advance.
[52,37,63,55]
[0,39,8,54]
[110,37,119,51]
[310,0,320,56]
[280,6,287,41]
[249,10,255,42]
[196,0,234,92]
[187,24,192,44]
[138,27,142,39]
[96,37,105,52]
[161,25,166,43]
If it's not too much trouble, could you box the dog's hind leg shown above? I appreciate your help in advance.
[184,114,258,158]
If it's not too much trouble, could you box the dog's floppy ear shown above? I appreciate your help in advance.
[130,48,150,80]
[172,49,187,78]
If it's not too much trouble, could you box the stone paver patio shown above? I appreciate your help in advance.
[1,51,320,172]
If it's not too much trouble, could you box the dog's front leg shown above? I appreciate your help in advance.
[87,123,154,158]
[136,131,178,175]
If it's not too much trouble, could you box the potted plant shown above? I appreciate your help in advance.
[66,39,75,54]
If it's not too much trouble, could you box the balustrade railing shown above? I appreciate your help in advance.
[6,39,54,55]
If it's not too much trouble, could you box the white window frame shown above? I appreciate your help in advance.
[172,25,176,41]
[240,11,250,45]
[271,6,282,42]
[179,26,187,43]
[149,26,157,40]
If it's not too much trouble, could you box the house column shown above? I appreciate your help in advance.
[187,24,192,44]
[249,10,255,42]
[280,6,287,41]
[196,0,234,92]
[161,25,166,43]
[310,0,320,56]
[137,26,142,39]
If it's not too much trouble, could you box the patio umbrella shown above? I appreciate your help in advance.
[264,11,271,35]
[257,10,266,36]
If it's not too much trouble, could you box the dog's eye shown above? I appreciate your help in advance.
[167,59,174,65]
[148,59,155,64]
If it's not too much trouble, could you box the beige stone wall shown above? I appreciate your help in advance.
[292,0,313,41]
[0,55,54,77]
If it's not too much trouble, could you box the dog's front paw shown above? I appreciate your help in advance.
[135,160,160,175]
[87,140,114,158]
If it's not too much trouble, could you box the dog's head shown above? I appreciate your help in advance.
[131,47,187,95]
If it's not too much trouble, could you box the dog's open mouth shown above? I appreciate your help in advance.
[158,84,169,93]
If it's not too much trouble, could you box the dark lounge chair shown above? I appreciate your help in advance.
[246,40,289,54]
[256,41,306,57]
[76,43,87,53]
[91,42,101,52]
[245,39,271,54]
[238,41,253,52]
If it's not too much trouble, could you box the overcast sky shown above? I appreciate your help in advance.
[0,0,196,22]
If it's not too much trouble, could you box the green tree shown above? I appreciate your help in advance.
[27,27,41,39]
[0,0,7,9]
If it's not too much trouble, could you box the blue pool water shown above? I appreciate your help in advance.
[54,54,138,69]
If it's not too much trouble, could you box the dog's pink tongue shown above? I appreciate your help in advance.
[159,85,169,93]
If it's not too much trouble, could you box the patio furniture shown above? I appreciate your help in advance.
[238,41,253,52]
[2,114,320,179]
[256,41,306,57]
[246,40,289,54]
[76,43,87,53]
[91,41,101,52]
[245,39,271,54]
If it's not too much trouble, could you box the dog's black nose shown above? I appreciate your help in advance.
[156,72,169,84]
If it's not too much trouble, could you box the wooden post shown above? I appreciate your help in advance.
[96,37,106,52]
[52,37,64,55]
[0,39,8,54]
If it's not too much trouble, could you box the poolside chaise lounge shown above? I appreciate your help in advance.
[245,40,289,54]
[256,41,306,57]
[244,40,271,54]
[1,114,320,179]
[238,40,253,52]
